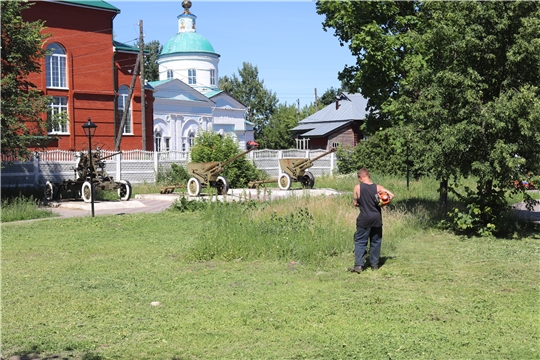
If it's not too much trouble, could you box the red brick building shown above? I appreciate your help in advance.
[23,0,154,152]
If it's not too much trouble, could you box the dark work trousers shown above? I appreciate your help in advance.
[354,226,382,267]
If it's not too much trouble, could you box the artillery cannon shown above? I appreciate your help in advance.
[44,149,132,203]
[248,147,337,190]
[186,146,257,196]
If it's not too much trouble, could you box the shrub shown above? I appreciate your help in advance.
[190,131,261,188]
[156,163,190,185]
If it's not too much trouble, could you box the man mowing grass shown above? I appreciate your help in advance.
[348,168,395,273]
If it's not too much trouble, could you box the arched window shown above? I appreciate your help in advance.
[117,85,132,134]
[167,70,173,80]
[155,132,162,152]
[46,43,67,88]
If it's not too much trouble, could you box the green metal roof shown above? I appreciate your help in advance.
[113,40,149,54]
[204,89,224,98]
[59,0,120,12]
[161,32,218,56]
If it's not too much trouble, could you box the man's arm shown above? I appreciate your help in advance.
[353,184,360,206]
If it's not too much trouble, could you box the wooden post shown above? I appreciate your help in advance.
[139,20,146,151]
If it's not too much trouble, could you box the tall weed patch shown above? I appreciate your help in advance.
[1,195,55,222]
[185,196,356,264]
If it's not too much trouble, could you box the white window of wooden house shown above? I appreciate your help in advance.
[167,70,173,79]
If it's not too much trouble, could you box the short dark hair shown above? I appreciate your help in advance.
[357,168,370,178]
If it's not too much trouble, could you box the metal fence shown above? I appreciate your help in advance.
[1,149,336,187]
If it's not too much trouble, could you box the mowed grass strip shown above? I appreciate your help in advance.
[2,185,539,359]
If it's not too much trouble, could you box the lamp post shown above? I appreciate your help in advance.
[82,118,97,217]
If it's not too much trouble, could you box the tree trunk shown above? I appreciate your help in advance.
[439,178,448,212]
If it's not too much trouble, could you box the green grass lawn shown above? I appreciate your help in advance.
[2,189,539,359]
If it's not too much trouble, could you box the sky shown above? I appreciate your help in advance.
[107,0,356,107]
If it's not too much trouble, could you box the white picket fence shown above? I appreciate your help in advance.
[1,149,336,187]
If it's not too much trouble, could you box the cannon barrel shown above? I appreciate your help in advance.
[289,147,337,172]
[309,147,337,162]
[95,151,122,162]
[220,146,258,168]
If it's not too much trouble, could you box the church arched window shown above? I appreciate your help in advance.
[155,132,162,152]
[188,69,196,85]
[210,69,216,86]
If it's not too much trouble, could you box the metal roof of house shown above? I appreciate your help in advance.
[113,40,147,53]
[58,0,120,12]
[299,92,368,124]
[205,89,225,98]
[298,121,351,138]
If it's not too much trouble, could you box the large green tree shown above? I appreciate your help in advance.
[258,103,298,149]
[1,1,51,163]
[143,40,162,82]
[218,62,278,139]
[317,0,420,131]
[401,1,540,230]
[318,0,540,234]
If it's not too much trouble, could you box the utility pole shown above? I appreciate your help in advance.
[139,20,146,151]
[314,88,318,112]
[297,99,300,123]
[115,53,140,151]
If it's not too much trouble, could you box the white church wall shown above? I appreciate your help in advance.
[159,54,219,87]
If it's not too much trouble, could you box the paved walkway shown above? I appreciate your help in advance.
[46,188,343,219]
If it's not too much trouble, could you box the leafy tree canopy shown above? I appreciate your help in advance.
[218,62,278,140]
[318,0,540,235]
[143,40,162,82]
[1,1,52,163]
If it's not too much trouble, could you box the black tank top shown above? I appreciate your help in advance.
[357,182,382,228]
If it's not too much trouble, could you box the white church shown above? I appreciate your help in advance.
[149,0,255,152]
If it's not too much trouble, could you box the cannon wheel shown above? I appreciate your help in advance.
[187,177,201,196]
[301,171,315,189]
[216,176,229,195]
[118,180,132,201]
[278,173,292,190]
[44,181,55,201]
[81,181,94,203]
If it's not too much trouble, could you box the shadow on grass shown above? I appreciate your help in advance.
[391,197,540,240]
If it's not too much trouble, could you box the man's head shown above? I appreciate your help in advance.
[357,168,370,182]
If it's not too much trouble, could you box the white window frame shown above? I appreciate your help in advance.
[118,86,133,135]
[165,138,170,151]
[188,69,196,85]
[48,96,69,134]
[210,69,216,86]
[46,43,67,89]
[167,69,173,80]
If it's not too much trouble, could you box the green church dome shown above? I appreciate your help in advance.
[161,32,218,56]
